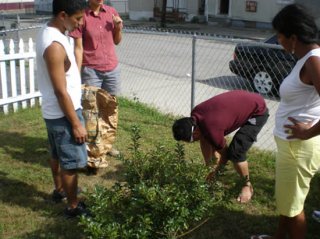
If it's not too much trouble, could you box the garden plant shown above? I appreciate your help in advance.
[1,99,319,239]
[80,125,228,239]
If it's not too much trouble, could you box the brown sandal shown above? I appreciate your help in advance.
[237,177,253,203]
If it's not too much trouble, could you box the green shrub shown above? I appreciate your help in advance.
[81,125,226,239]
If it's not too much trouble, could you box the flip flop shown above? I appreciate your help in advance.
[237,184,253,203]
[250,235,272,239]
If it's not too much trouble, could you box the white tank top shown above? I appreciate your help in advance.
[36,24,82,119]
[274,48,320,140]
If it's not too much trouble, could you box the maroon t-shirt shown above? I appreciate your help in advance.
[191,90,267,149]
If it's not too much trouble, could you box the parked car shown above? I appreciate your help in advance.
[229,35,296,95]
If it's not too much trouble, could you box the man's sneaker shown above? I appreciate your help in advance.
[52,190,66,203]
[51,188,82,203]
[64,201,91,219]
[312,210,320,223]
[107,147,120,157]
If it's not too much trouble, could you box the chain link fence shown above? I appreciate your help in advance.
[118,29,295,151]
[0,14,44,48]
[0,17,294,151]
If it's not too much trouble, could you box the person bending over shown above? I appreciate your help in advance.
[172,90,269,203]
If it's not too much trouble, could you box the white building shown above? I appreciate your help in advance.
[35,0,128,15]
[0,0,35,14]
[129,0,320,29]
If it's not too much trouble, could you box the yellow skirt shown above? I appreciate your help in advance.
[275,136,320,217]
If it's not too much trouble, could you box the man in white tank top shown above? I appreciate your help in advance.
[36,0,90,218]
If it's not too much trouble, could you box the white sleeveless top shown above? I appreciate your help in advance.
[274,48,320,140]
[36,24,82,119]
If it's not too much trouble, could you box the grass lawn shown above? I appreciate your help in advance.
[0,98,319,239]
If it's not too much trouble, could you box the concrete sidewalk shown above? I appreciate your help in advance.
[118,22,279,151]
[124,19,273,40]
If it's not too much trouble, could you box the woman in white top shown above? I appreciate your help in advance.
[251,4,320,239]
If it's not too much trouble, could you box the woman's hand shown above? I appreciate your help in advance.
[284,117,313,140]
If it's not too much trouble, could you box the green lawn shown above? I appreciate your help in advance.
[0,98,319,239]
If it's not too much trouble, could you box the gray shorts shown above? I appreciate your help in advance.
[81,65,121,96]
[44,109,88,170]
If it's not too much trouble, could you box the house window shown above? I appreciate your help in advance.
[245,1,257,12]
[277,0,294,3]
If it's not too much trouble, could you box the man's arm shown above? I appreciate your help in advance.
[216,146,229,165]
[43,42,87,144]
[200,135,229,181]
[73,38,83,71]
[112,14,123,45]
[199,134,214,166]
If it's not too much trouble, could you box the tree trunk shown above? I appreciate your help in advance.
[160,0,167,28]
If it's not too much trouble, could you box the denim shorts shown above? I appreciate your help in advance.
[44,109,87,170]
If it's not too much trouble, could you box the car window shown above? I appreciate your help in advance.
[265,35,279,44]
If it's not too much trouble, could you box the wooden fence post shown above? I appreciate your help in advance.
[19,38,27,109]
[0,40,8,114]
[9,39,18,112]
[28,38,36,107]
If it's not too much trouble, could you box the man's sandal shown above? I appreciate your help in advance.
[250,235,272,239]
[237,176,253,203]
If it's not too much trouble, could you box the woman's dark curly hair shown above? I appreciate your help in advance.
[272,4,318,44]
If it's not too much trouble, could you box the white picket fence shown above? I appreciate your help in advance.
[0,38,40,114]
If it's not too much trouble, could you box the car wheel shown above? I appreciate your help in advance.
[253,71,276,95]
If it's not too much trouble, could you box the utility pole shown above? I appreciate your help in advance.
[204,0,208,23]
[16,14,20,40]
[160,0,167,28]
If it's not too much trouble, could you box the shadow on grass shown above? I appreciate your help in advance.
[0,170,87,239]
[0,170,54,213]
[19,223,85,239]
[185,166,317,239]
[189,173,319,239]
[305,174,320,238]
[1,171,319,238]
[217,162,275,204]
[187,205,278,239]
[0,130,48,167]
[100,162,126,182]
[188,186,320,239]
